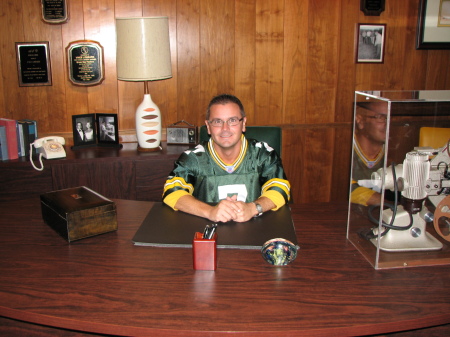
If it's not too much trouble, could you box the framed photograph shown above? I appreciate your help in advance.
[356,24,386,63]
[96,113,121,147]
[15,42,52,86]
[416,0,450,49]
[71,114,97,148]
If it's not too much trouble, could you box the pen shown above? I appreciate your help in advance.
[203,225,210,239]
[207,224,217,239]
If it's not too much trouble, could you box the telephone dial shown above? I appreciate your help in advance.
[30,136,66,171]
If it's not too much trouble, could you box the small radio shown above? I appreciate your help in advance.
[167,120,197,145]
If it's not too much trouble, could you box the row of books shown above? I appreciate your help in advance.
[0,118,38,161]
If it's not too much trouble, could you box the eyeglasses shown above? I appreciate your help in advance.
[208,117,243,127]
[366,114,387,123]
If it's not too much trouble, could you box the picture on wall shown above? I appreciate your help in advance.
[71,114,96,148]
[416,0,450,49]
[356,24,386,63]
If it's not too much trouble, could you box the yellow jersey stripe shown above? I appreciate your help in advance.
[163,176,194,194]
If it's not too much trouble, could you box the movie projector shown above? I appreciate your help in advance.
[368,142,450,252]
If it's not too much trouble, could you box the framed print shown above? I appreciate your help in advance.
[96,113,121,148]
[416,0,450,49]
[66,40,104,86]
[356,24,386,63]
[15,42,52,86]
[71,114,96,149]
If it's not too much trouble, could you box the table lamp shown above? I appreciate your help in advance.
[116,17,172,150]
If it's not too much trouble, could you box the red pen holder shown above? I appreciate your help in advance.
[193,232,217,271]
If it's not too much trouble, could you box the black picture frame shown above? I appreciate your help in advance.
[355,23,386,63]
[96,113,121,148]
[71,114,97,149]
[416,0,450,49]
[15,42,52,86]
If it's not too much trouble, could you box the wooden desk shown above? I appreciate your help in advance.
[0,199,449,336]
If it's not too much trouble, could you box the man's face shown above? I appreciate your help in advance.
[77,123,82,130]
[356,111,387,144]
[205,102,246,151]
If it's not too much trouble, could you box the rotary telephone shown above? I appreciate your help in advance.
[30,136,66,171]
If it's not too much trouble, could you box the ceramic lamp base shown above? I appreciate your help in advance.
[135,93,162,149]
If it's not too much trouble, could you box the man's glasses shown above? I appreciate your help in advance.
[366,114,387,123]
[208,117,243,127]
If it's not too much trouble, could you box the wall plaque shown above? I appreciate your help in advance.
[15,42,52,87]
[41,0,69,24]
[360,0,385,16]
[66,40,104,86]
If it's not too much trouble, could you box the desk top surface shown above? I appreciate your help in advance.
[0,199,449,336]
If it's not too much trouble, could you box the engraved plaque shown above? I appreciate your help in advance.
[16,42,52,86]
[41,0,69,24]
[66,41,104,86]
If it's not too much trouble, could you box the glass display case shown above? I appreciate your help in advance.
[347,90,450,269]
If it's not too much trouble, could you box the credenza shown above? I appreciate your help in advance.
[0,142,189,202]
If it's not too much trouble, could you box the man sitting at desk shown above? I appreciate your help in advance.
[163,94,290,223]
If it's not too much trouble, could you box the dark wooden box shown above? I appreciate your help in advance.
[40,186,117,242]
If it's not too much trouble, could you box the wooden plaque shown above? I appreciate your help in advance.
[15,42,52,87]
[66,40,104,86]
[41,0,69,24]
[360,0,385,16]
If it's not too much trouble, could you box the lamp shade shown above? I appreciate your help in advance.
[116,17,172,81]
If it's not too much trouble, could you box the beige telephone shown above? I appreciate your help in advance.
[30,136,66,171]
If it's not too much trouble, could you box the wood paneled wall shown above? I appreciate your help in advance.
[0,0,449,203]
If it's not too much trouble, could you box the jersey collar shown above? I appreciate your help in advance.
[208,135,248,173]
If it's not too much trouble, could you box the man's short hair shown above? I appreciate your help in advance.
[206,94,246,120]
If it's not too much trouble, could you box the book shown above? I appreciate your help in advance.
[17,120,33,157]
[16,121,25,157]
[0,118,19,160]
[0,126,8,161]
[25,119,38,154]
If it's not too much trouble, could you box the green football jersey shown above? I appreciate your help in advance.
[163,136,290,205]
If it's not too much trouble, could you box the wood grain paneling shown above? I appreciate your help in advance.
[255,0,284,125]
[283,0,308,124]
[1,0,25,120]
[177,0,201,125]
[1,0,450,204]
[200,0,235,109]
[235,0,256,116]
[306,0,340,125]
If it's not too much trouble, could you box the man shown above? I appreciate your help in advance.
[163,94,290,223]
[351,103,387,206]
[374,30,383,59]
[75,122,86,143]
